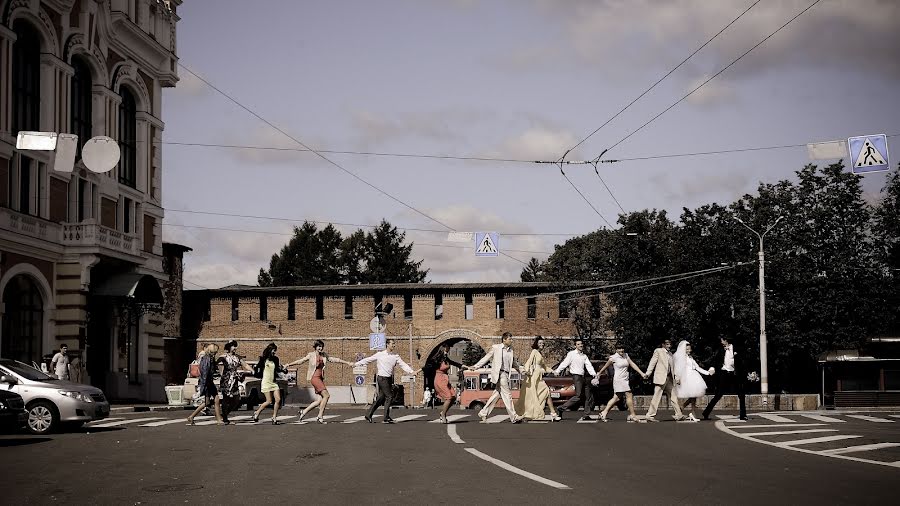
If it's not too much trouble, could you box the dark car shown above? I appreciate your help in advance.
[0,383,27,433]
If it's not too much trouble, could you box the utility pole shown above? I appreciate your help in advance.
[734,215,783,405]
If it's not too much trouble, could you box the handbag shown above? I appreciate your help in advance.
[188,360,201,378]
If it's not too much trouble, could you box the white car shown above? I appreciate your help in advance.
[0,359,110,434]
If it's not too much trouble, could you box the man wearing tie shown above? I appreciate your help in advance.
[553,339,597,421]
[354,339,416,424]
[467,332,522,423]
[702,336,747,421]
[642,338,683,422]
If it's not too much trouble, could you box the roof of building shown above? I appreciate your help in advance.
[162,242,193,253]
[187,281,605,294]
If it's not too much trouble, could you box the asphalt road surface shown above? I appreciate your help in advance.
[2,407,897,505]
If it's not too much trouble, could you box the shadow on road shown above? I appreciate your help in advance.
[0,437,52,447]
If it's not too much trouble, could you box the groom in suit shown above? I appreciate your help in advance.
[643,338,683,422]
[702,336,747,421]
[467,332,522,423]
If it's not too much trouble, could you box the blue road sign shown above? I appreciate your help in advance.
[369,332,386,350]
[475,232,499,257]
[355,375,365,386]
[848,134,889,174]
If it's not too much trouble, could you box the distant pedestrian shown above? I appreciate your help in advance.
[287,340,352,424]
[596,345,647,423]
[252,343,286,424]
[516,336,560,422]
[354,339,417,424]
[466,332,523,424]
[187,343,223,425]
[673,340,714,422]
[642,338,683,422]
[552,339,597,420]
[217,340,253,424]
[51,344,70,381]
[702,337,747,421]
[425,343,463,424]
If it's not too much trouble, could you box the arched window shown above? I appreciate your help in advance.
[71,58,93,157]
[1,275,44,365]
[11,21,41,134]
[118,87,137,188]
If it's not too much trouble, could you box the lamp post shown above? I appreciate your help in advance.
[734,215,783,405]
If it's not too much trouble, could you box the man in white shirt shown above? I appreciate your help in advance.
[51,344,70,381]
[702,337,747,421]
[467,332,522,423]
[553,339,597,420]
[354,339,416,423]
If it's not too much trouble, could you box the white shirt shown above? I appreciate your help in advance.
[355,350,414,378]
[501,346,513,372]
[723,345,735,372]
[52,352,70,380]
[554,350,596,376]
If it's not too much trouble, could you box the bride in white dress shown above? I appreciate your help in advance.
[673,341,714,422]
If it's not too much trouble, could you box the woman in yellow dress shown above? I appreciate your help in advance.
[515,336,561,422]
[252,343,285,424]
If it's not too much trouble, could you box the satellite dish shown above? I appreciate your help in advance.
[82,136,121,173]
[370,316,387,333]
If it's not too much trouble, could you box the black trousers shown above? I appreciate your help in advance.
[560,374,594,414]
[367,376,394,419]
[703,370,746,419]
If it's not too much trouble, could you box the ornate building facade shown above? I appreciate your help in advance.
[0,0,181,401]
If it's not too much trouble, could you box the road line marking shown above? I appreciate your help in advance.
[428,414,469,423]
[797,414,845,423]
[757,413,796,423]
[846,415,895,423]
[141,416,213,427]
[464,448,570,490]
[730,423,824,430]
[485,415,509,424]
[780,435,862,446]
[824,443,900,455]
[110,407,135,412]
[391,414,427,423]
[741,429,837,437]
[343,415,382,424]
[447,424,464,444]
[294,415,340,424]
[717,415,738,420]
[889,415,900,419]
[88,417,165,428]
[576,417,598,424]
[86,417,124,425]
[196,415,253,426]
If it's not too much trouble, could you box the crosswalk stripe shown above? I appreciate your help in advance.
[846,415,895,423]
[731,423,824,430]
[757,414,796,423]
[343,415,382,424]
[824,442,900,455]
[717,415,738,420]
[428,414,469,423]
[141,416,213,427]
[742,428,837,437]
[294,415,341,424]
[780,435,862,446]
[86,417,124,425]
[391,414,427,423]
[576,417,598,423]
[485,415,510,424]
[797,414,845,423]
[88,417,165,428]
[195,415,253,425]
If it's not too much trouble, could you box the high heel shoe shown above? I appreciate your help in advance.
[186,417,195,426]
[251,413,259,423]
[439,414,447,424]
[316,417,328,424]
[272,418,280,425]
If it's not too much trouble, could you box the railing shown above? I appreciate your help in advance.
[2,208,60,242]
[61,221,138,256]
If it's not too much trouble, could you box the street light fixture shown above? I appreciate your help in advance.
[734,215,783,405]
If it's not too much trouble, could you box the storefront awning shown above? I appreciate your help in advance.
[93,273,163,304]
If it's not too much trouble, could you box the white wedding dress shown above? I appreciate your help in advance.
[673,341,710,399]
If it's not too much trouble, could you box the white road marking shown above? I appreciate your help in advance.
[464,448,570,490]
[797,414,845,423]
[428,414,469,424]
[447,424,464,444]
[730,423,825,430]
[86,417,124,425]
[846,415,895,423]
[195,415,252,426]
[742,429,838,437]
[293,415,340,424]
[141,416,212,427]
[780,435,862,446]
[110,407,135,412]
[88,417,165,428]
[484,415,509,424]
[343,415,382,424]
[576,417,597,424]
[718,415,738,420]
[391,414,427,423]
[824,443,900,455]
[756,413,796,423]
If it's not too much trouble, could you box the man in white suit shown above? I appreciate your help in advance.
[467,332,522,423]
[642,338,683,422]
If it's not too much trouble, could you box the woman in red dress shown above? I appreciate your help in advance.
[427,344,463,424]
[287,340,352,424]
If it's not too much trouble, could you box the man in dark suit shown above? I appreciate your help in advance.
[703,337,747,421]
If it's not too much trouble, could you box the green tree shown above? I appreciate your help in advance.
[461,341,483,366]
[360,220,428,284]
[520,257,547,282]
[258,222,344,286]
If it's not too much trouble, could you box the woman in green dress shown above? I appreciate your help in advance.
[515,336,561,421]
[252,343,285,424]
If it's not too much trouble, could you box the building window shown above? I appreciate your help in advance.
[374,294,383,315]
[495,293,504,319]
[404,294,413,320]
[259,296,268,321]
[465,292,474,320]
[118,317,140,383]
[0,275,44,365]
[288,296,296,321]
[203,299,211,322]
[231,297,239,321]
[118,88,137,188]
[344,295,353,320]
[558,294,570,319]
[143,214,155,253]
[315,295,324,320]
[527,296,537,320]
[77,177,92,222]
[11,21,41,134]
[70,58,93,157]
[122,197,132,233]
[434,293,443,320]
[18,157,31,215]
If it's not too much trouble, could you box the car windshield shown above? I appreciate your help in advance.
[0,359,55,381]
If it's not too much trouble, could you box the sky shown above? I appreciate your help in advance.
[160,0,900,290]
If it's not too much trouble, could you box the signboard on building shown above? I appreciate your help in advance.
[369,333,386,350]
[355,375,365,386]
[401,375,416,383]
[353,365,367,375]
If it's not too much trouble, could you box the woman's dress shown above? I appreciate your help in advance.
[675,357,708,399]
[261,360,278,393]
[610,353,631,393]
[433,361,456,402]
[219,354,242,399]
[515,350,552,420]
[310,356,327,394]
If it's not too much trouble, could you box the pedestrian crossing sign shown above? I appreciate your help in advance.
[848,134,890,174]
[475,232,499,257]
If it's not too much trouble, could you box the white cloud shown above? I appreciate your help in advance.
[483,124,581,161]
[685,75,736,107]
[171,70,210,97]
[220,126,328,167]
[349,108,487,147]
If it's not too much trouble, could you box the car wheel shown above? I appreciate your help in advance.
[26,401,59,435]
[469,401,485,411]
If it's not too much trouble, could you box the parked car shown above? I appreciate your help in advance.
[182,360,289,411]
[0,359,110,434]
[0,387,27,433]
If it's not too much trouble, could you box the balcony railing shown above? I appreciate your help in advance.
[62,221,138,256]
[1,208,61,242]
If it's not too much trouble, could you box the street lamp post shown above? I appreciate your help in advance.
[734,215,783,405]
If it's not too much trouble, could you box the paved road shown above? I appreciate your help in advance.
[2,408,897,504]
